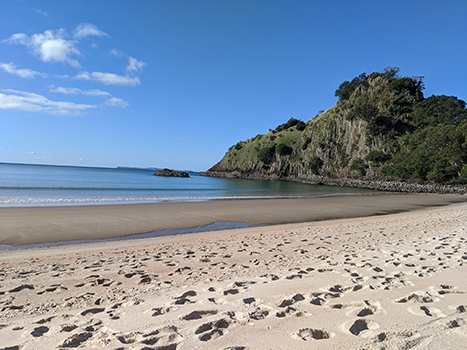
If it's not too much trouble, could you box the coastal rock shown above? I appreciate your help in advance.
[154,168,190,178]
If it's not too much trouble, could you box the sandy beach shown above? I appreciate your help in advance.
[1,195,467,349]
[1,194,465,247]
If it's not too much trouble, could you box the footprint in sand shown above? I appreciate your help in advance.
[173,290,197,305]
[8,284,34,293]
[117,326,182,348]
[407,305,445,317]
[30,326,49,337]
[243,297,256,305]
[396,293,438,303]
[151,306,174,316]
[349,319,379,336]
[195,319,231,342]
[292,328,335,340]
[34,316,55,324]
[59,332,93,348]
[278,294,305,307]
[310,296,327,306]
[276,306,308,318]
[248,308,269,320]
[223,288,240,296]
[376,330,415,342]
[36,285,68,295]
[181,310,218,320]
[356,306,378,317]
[60,324,78,332]
[80,308,105,316]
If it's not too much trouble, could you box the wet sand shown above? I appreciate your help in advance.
[1,193,465,246]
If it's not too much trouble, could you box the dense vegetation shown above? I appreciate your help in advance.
[212,68,467,185]
[336,68,467,183]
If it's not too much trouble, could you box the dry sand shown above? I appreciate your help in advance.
[0,195,467,349]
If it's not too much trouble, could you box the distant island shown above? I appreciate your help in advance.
[118,166,195,173]
[202,67,467,194]
[154,168,190,178]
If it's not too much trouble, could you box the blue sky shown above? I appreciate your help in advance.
[1,0,466,171]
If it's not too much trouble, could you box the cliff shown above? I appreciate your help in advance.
[202,68,467,194]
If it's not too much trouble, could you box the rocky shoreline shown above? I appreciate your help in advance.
[201,170,467,195]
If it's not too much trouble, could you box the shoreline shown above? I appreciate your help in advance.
[1,193,466,248]
[201,171,467,195]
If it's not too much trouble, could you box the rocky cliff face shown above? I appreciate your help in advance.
[201,69,467,194]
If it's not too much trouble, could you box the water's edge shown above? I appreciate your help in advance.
[0,222,257,252]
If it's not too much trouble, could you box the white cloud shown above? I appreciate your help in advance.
[34,9,49,16]
[126,56,146,73]
[5,33,29,45]
[104,97,129,108]
[0,89,97,116]
[27,151,38,155]
[91,72,140,86]
[50,85,111,97]
[110,49,123,57]
[74,23,109,39]
[4,29,82,68]
[49,86,82,94]
[84,89,113,97]
[74,71,141,86]
[74,71,91,80]
[0,62,46,79]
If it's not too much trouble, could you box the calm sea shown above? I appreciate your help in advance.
[0,162,376,207]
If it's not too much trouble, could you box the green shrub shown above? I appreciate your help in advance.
[365,150,391,165]
[257,146,275,164]
[346,103,379,121]
[412,95,467,128]
[296,121,306,131]
[274,118,304,132]
[276,143,293,156]
[350,158,369,176]
[308,156,323,175]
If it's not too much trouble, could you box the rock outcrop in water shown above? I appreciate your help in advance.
[202,68,467,194]
[154,169,190,178]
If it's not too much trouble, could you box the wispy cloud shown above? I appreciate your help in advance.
[34,9,49,17]
[50,85,111,97]
[0,62,46,79]
[0,89,97,116]
[104,97,129,108]
[74,71,141,86]
[4,29,82,68]
[50,85,128,108]
[74,23,109,39]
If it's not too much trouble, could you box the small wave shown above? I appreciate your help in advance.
[0,195,291,205]
[0,192,383,207]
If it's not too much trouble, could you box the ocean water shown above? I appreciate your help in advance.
[0,162,377,207]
